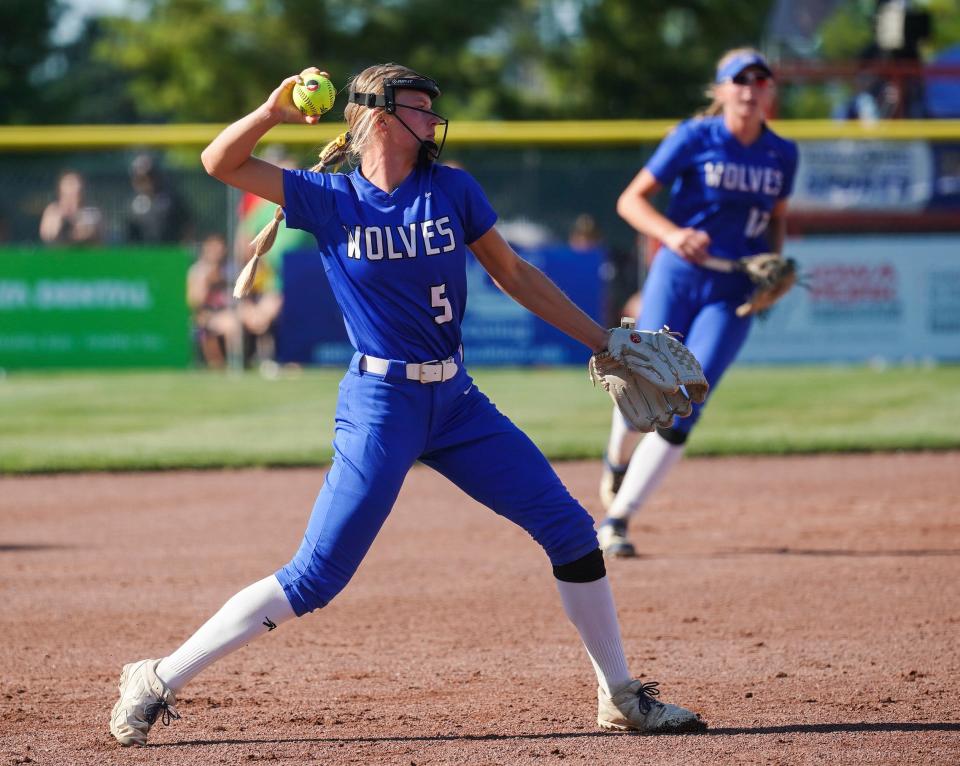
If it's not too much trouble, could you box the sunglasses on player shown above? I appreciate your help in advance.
[730,71,771,86]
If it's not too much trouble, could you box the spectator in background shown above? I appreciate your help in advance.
[126,154,193,243]
[568,213,638,328]
[234,148,312,367]
[568,212,603,251]
[187,233,239,369]
[39,170,103,245]
[841,71,903,121]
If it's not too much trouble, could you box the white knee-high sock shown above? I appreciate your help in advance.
[556,576,632,695]
[155,575,296,693]
[607,430,684,521]
[605,408,642,469]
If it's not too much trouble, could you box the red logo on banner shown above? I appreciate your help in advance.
[810,263,899,303]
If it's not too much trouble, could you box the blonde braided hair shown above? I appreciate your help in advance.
[233,132,352,298]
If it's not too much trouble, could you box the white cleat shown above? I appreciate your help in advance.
[598,680,707,734]
[597,518,637,558]
[109,658,180,746]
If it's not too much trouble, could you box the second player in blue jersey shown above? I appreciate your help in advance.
[597,49,799,558]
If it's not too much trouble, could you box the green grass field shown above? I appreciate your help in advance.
[2,364,958,473]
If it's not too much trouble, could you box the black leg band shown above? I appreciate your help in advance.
[553,548,606,583]
[656,426,689,445]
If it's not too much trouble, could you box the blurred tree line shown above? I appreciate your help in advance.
[4,0,958,125]
[3,0,776,124]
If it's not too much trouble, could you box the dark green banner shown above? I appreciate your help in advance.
[0,246,192,369]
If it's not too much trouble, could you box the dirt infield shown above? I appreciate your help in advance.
[2,452,958,765]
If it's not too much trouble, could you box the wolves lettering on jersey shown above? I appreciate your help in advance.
[281,163,497,362]
[645,116,799,261]
[345,217,457,260]
[703,162,783,197]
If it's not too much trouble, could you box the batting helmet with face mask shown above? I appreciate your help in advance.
[348,74,448,164]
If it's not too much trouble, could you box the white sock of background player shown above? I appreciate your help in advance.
[556,576,632,695]
[607,430,685,521]
[605,407,642,470]
[155,574,294,693]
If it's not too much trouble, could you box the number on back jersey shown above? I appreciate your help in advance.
[744,207,771,239]
[431,283,453,324]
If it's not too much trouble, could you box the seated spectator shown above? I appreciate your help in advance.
[236,271,283,368]
[568,212,604,252]
[39,170,103,245]
[127,153,193,243]
[234,150,312,367]
[568,213,638,327]
[187,233,239,368]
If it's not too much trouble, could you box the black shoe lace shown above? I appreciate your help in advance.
[635,681,662,714]
[143,700,181,727]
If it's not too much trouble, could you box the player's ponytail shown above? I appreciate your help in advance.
[232,132,352,298]
[695,97,724,119]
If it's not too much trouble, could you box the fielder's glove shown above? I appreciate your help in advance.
[734,253,798,317]
[589,325,709,432]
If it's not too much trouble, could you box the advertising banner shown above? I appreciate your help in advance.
[0,247,192,369]
[742,235,960,363]
[463,244,603,365]
[931,143,960,209]
[277,245,604,367]
[791,140,935,211]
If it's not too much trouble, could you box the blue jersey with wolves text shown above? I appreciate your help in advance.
[275,162,598,614]
[282,164,497,362]
[646,116,798,261]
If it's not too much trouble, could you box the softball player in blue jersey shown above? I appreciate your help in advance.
[108,63,706,746]
[597,49,799,558]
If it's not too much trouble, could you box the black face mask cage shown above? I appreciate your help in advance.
[348,76,448,163]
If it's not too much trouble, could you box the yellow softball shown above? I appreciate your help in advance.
[292,70,336,117]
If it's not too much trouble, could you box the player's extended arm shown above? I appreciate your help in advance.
[201,70,326,205]
[617,169,710,263]
[469,227,608,353]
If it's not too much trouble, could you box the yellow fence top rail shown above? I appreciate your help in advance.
[1,119,959,150]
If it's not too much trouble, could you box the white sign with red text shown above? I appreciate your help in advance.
[741,235,960,363]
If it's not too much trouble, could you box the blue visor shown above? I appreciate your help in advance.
[715,52,773,83]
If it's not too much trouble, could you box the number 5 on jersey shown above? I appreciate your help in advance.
[431,283,453,324]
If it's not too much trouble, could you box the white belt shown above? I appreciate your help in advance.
[360,353,459,383]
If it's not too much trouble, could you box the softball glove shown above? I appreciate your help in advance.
[589,325,709,432]
[735,253,798,317]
